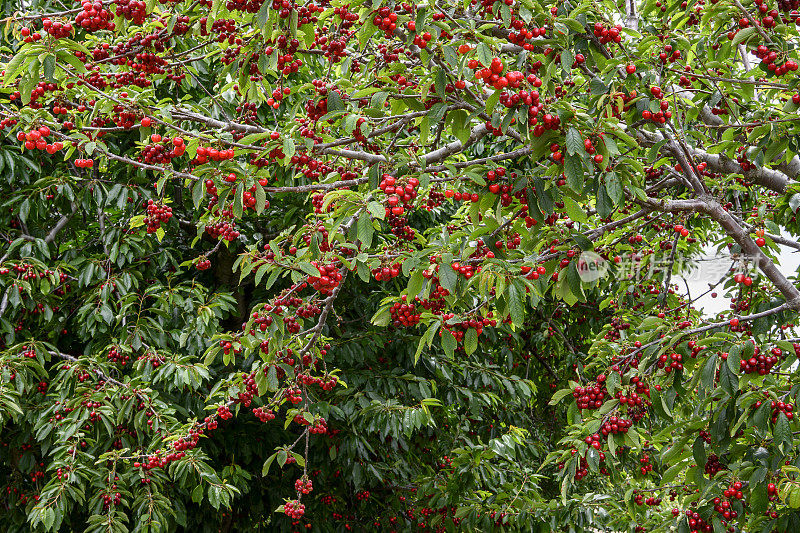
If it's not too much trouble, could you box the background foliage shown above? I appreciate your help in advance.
[2,0,800,531]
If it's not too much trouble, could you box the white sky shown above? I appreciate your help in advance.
[676,245,800,316]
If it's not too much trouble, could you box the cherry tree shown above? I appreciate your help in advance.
[2,0,800,531]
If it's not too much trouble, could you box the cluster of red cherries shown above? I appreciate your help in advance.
[194,146,237,164]
[390,297,421,328]
[752,398,796,423]
[41,18,74,38]
[144,199,172,233]
[656,351,684,373]
[737,345,782,374]
[114,0,148,24]
[308,263,342,295]
[750,44,799,76]
[309,417,328,434]
[75,0,115,32]
[440,313,497,344]
[205,206,240,241]
[600,415,634,438]
[294,477,313,495]
[380,174,419,217]
[641,86,672,123]
[572,381,608,410]
[139,134,186,165]
[252,406,276,422]
[592,22,624,44]
[16,126,63,153]
[107,346,130,366]
[372,263,401,281]
[283,500,305,519]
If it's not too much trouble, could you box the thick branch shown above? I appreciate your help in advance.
[701,197,800,309]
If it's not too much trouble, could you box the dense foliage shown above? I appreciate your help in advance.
[3,0,800,531]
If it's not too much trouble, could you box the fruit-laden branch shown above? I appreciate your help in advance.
[693,149,793,194]
[49,350,129,388]
[0,200,80,266]
[730,213,800,252]
[638,129,796,194]
[633,176,800,309]
[699,196,800,309]
[625,301,791,362]
[417,123,491,167]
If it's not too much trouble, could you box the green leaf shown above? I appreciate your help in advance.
[604,173,623,206]
[255,182,267,215]
[605,371,620,395]
[357,212,373,247]
[719,364,738,396]
[327,91,344,111]
[4,51,28,84]
[283,137,295,160]
[438,262,457,292]
[415,322,439,364]
[726,345,742,374]
[563,197,587,223]
[774,411,791,448]
[256,0,270,27]
[566,127,583,156]
[549,388,574,405]
[191,484,204,503]
[590,77,609,95]
[371,305,390,326]
[261,453,277,476]
[407,270,424,298]
[596,184,613,218]
[367,201,385,220]
[476,43,492,68]
[750,483,768,516]
[661,459,688,486]
[732,26,756,47]
[441,330,456,358]
[435,69,447,98]
[586,447,599,472]
[233,183,244,218]
[701,354,718,390]
[563,152,583,193]
[42,54,56,82]
[507,280,525,326]
[18,198,30,224]
[192,179,204,209]
[692,436,706,470]
[464,327,478,355]
[266,365,279,391]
